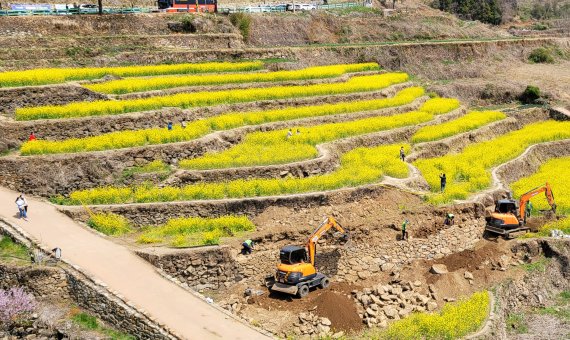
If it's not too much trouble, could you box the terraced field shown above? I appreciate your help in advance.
[1,59,569,338]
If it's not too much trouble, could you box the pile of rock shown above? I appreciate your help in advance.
[353,280,438,327]
[293,312,334,337]
[218,294,244,314]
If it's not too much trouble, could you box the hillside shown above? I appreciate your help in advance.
[0,5,569,340]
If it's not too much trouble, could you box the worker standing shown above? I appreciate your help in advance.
[241,239,254,255]
[401,220,409,240]
[400,146,405,161]
[526,201,533,218]
[440,173,447,191]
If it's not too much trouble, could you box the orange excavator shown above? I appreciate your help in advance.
[486,182,556,238]
[265,216,350,298]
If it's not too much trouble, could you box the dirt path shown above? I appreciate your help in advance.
[0,186,268,340]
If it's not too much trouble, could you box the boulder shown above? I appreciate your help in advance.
[320,317,332,326]
[427,302,438,311]
[464,271,474,280]
[430,264,448,274]
[381,263,395,272]
[383,306,398,319]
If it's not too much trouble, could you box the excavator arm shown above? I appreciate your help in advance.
[306,217,350,266]
[518,182,556,220]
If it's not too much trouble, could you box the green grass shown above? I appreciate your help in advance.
[506,313,528,334]
[72,312,135,340]
[520,256,550,273]
[0,235,29,264]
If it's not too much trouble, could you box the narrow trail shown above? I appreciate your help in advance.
[0,186,268,340]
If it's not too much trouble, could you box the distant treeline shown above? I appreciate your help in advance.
[432,0,570,24]
[431,0,503,25]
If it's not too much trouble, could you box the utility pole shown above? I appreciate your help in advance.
[98,0,103,14]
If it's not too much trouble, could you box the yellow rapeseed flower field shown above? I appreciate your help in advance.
[137,215,255,247]
[179,98,459,169]
[412,111,506,143]
[20,87,425,155]
[84,63,380,94]
[87,212,132,236]
[15,73,410,121]
[511,156,570,215]
[377,291,489,340]
[415,121,570,204]
[0,61,264,87]
[55,144,411,205]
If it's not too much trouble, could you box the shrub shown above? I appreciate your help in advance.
[87,212,132,236]
[519,85,541,104]
[0,287,36,326]
[229,13,251,41]
[528,48,554,63]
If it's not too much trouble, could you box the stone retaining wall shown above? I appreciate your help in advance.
[134,205,485,291]
[0,219,175,340]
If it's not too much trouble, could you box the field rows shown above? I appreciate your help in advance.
[178,98,460,170]
[84,63,380,95]
[20,86,425,155]
[0,61,264,88]
[15,73,409,120]
[415,121,570,204]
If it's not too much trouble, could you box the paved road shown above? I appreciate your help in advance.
[0,186,268,340]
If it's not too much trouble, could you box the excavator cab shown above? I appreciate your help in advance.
[265,217,349,298]
[486,183,556,239]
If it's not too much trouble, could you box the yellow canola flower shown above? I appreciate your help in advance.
[20,87,425,155]
[511,157,570,215]
[0,61,264,88]
[379,291,489,340]
[137,215,255,247]
[58,144,411,205]
[15,73,410,121]
[84,63,380,94]
[180,97,459,170]
[415,120,570,205]
[412,110,506,143]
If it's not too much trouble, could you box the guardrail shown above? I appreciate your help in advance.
[0,7,152,16]
[219,2,359,13]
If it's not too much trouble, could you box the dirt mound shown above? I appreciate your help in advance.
[313,290,362,333]
[432,242,504,272]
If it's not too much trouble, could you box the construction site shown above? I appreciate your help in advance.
[0,0,569,339]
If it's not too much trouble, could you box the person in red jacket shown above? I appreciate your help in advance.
[28,132,37,141]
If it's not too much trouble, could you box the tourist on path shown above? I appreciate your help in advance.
[15,195,27,220]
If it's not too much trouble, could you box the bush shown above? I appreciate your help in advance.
[0,287,36,326]
[519,85,541,104]
[528,48,554,63]
[229,13,251,41]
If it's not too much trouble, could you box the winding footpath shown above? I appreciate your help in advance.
[0,186,269,340]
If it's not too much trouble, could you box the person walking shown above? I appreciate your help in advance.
[15,195,27,220]
[400,146,406,161]
[440,173,447,191]
[401,219,409,240]
[20,193,28,214]
[241,239,254,255]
